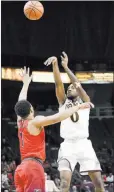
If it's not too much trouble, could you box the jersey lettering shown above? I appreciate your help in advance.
[70,112,77,122]
[65,102,77,122]
[60,99,89,139]
[65,103,72,109]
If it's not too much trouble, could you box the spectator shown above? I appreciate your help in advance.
[102,141,107,152]
[54,177,60,189]
[51,159,58,168]
[82,180,93,192]
[45,172,60,192]
[2,170,10,191]
[102,174,107,182]
[107,173,114,182]
[2,137,15,160]
[7,157,16,173]
[1,154,7,162]
[46,105,53,112]
[72,185,78,192]
[1,155,8,172]
[2,137,10,149]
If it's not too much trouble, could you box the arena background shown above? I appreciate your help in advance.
[1,1,114,192]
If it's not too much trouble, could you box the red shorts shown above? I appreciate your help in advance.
[14,159,45,192]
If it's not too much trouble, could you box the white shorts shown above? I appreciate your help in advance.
[57,138,101,175]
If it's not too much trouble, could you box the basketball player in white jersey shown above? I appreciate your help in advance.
[44,52,105,192]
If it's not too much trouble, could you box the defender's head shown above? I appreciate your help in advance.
[14,100,34,119]
[67,84,79,100]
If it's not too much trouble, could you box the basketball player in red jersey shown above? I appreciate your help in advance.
[14,66,94,192]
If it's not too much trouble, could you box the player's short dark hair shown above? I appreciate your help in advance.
[14,100,31,118]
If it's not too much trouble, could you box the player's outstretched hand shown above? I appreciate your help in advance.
[74,82,81,88]
[44,56,57,66]
[19,66,32,85]
[79,102,94,110]
[61,51,68,68]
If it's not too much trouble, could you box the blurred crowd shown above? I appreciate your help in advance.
[1,137,16,192]
[1,136,114,192]
[44,162,114,192]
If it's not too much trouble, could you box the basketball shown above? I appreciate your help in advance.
[24,1,44,20]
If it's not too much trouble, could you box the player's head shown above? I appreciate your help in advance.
[67,84,79,100]
[14,100,34,119]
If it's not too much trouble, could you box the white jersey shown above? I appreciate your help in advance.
[59,99,90,139]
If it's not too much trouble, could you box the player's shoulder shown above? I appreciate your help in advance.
[58,98,67,111]
[27,115,45,136]
[59,98,70,107]
[29,115,45,128]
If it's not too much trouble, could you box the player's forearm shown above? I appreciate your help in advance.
[76,86,90,102]
[63,66,90,102]
[52,62,63,86]
[34,105,80,128]
[63,66,79,83]
[18,84,29,101]
[56,105,80,122]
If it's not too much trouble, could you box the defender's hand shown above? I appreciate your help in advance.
[20,66,32,85]
[44,56,57,66]
[61,51,68,68]
[79,102,94,110]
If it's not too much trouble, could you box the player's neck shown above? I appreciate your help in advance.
[27,116,34,120]
[21,115,34,121]
[72,97,78,103]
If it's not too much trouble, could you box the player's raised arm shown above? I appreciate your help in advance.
[18,67,32,101]
[30,102,94,129]
[61,52,90,102]
[44,57,66,106]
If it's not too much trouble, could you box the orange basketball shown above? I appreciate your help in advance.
[24,1,44,20]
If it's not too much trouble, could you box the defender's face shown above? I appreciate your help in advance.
[67,84,78,99]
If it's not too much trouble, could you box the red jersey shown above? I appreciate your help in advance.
[17,119,46,161]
